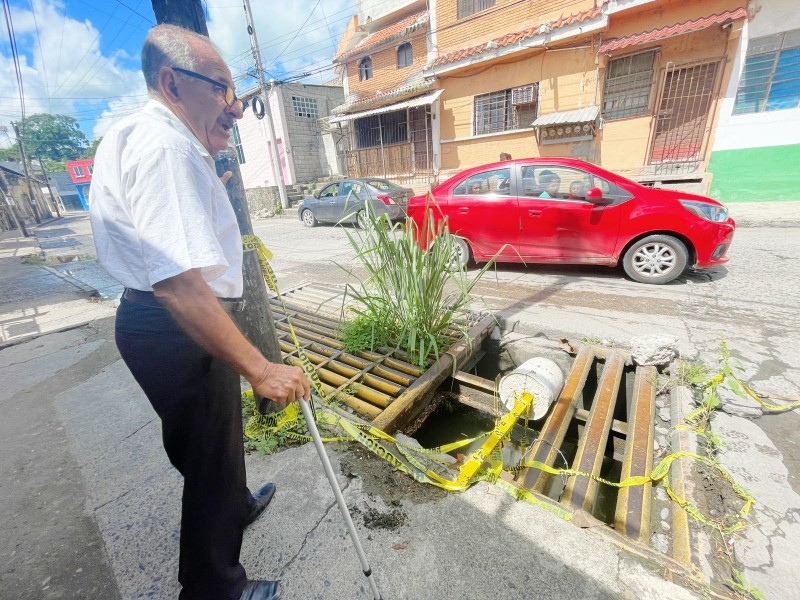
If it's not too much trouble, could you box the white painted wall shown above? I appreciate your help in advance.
[237,88,293,189]
[713,0,800,152]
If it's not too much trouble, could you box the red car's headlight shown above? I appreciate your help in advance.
[679,200,728,223]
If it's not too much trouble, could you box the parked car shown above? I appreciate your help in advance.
[406,158,735,284]
[298,178,414,228]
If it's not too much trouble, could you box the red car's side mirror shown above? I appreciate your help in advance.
[585,187,605,203]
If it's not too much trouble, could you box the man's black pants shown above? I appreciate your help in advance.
[115,297,251,600]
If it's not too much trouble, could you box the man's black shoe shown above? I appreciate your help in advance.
[245,483,276,527]
[239,579,280,600]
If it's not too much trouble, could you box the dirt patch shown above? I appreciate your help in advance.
[352,506,409,531]
[336,443,447,505]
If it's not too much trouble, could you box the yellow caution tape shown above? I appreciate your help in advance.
[240,234,756,535]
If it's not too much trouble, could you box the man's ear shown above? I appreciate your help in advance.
[158,67,180,104]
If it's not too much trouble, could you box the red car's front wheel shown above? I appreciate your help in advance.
[623,234,688,284]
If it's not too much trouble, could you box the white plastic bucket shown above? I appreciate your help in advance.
[498,357,564,420]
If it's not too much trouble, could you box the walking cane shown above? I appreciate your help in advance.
[299,398,383,600]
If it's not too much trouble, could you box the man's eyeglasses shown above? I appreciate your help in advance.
[172,67,239,107]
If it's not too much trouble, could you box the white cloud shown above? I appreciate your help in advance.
[0,0,147,144]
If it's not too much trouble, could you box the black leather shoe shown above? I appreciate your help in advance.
[239,579,280,600]
[245,483,276,527]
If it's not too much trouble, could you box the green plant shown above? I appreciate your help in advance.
[339,312,394,354]
[656,359,711,394]
[273,203,283,215]
[727,569,766,600]
[337,194,495,367]
[244,430,289,456]
[241,391,256,419]
[21,253,46,265]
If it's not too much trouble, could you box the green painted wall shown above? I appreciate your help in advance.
[708,144,800,202]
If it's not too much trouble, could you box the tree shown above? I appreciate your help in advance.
[83,137,103,159]
[14,114,88,163]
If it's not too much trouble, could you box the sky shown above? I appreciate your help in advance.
[0,0,355,148]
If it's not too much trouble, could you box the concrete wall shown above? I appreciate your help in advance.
[237,84,344,190]
[281,83,345,182]
[358,0,422,25]
[708,0,800,201]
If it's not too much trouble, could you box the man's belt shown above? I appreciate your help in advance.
[122,288,246,314]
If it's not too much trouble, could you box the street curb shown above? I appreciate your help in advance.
[669,378,713,582]
[42,264,100,298]
[734,218,800,228]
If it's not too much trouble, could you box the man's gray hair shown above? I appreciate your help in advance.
[141,24,218,96]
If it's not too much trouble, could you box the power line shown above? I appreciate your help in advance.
[114,0,154,25]
[29,0,51,113]
[269,0,321,67]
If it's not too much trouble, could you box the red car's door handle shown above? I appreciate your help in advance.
[458,207,469,214]
[528,209,542,216]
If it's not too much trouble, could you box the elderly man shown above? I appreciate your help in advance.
[90,24,310,600]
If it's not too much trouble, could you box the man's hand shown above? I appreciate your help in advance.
[250,362,311,406]
[219,170,233,185]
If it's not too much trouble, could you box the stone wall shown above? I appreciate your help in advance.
[245,186,281,213]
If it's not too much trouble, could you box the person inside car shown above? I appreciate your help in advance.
[538,170,561,198]
[568,180,586,200]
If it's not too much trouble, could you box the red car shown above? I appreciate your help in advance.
[406,158,735,284]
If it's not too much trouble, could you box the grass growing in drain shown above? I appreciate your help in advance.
[337,194,494,368]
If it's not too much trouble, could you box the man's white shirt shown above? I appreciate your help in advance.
[89,99,243,297]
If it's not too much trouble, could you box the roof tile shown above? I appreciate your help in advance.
[430,5,604,68]
[335,10,428,63]
[599,7,747,53]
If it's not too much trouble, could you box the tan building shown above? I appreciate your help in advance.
[334,0,750,194]
[330,1,439,188]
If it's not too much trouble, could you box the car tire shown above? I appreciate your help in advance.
[622,235,688,284]
[301,209,317,228]
[449,236,471,270]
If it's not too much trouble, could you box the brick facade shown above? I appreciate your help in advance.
[344,30,429,100]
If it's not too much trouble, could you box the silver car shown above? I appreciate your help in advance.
[298,178,413,228]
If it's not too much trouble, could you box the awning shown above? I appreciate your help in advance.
[532,106,599,127]
[327,90,444,124]
[599,8,747,54]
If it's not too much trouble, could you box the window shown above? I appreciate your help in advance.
[519,165,632,202]
[458,0,495,19]
[359,57,373,81]
[602,50,657,120]
[734,29,800,114]
[454,168,511,196]
[73,166,84,177]
[292,96,318,118]
[473,85,538,136]
[232,124,245,164]
[319,183,340,197]
[87,164,93,174]
[354,109,408,149]
[397,42,413,68]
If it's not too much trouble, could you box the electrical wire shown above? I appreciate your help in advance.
[268,0,321,67]
[3,0,26,123]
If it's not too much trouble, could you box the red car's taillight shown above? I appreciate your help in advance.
[376,194,394,205]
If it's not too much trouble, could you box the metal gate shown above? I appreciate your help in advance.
[650,61,719,164]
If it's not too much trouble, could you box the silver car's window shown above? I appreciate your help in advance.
[319,183,339,197]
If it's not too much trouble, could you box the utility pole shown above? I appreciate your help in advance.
[12,122,42,224]
[242,0,289,210]
[151,0,284,412]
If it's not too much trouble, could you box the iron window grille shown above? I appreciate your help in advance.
[602,50,657,120]
[73,166,84,177]
[354,109,408,149]
[457,0,495,20]
[292,96,318,119]
[232,124,245,164]
[473,85,538,136]
[359,57,373,81]
[734,29,800,114]
[397,42,413,68]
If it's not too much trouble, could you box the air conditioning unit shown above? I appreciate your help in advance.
[511,84,536,105]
